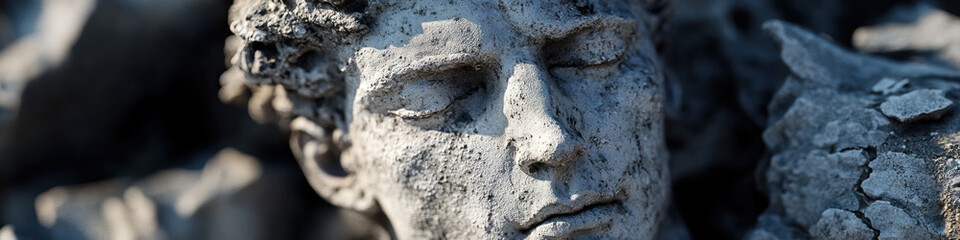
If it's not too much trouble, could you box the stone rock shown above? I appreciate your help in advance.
[879,89,954,122]
[769,149,868,227]
[862,152,940,212]
[864,201,937,240]
[764,20,960,91]
[808,208,875,240]
[756,19,960,239]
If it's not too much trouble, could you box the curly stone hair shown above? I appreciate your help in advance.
[220,0,672,130]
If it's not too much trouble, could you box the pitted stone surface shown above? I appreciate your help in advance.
[808,208,875,240]
[224,0,679,239]
[769,149,868,227]
[754,20,960,240]
[879,89,953,123]
[864,201,938,240]
[862,152,939,213]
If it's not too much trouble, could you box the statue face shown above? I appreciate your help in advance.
[328,0,668,238]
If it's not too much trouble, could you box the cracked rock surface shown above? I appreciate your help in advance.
[879,89,954,123]
[751,20,960,239]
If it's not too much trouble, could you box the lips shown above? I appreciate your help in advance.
[519,196,624,237]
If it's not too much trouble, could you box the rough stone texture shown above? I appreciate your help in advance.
[770,149,869,227]
[7,0,960,239]
[225,0,680,239]
[660,1,939,238]
[864,200,938,240]
[879,89,954,122]
[755,19,960,240]
[862,152,940,214]
[808,208,875,240]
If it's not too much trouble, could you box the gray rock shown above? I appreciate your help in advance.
[764,20,960,90]
[808,208,876,240]
[864,201,938,240]
[770,149,868,227]
[862,152,940,212]
[880,89,954,122]
[756,19,960,239]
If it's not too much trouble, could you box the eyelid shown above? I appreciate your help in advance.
[364,53,484,94]
[546,16,635,68]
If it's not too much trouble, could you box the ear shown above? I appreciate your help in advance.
[289,117,379,215]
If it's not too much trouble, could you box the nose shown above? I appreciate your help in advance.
[503,63,586,176]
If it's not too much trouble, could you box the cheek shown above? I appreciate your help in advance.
[348,112,512,228]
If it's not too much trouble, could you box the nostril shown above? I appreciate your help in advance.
[527,162,548,175]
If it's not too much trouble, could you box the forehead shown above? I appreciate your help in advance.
[361,0,643,48]
[497,0,639,36]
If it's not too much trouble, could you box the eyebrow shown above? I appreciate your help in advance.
[365,53,487,93]
[537,14,637,42]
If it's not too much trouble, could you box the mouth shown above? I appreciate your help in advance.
[520,199,623,237]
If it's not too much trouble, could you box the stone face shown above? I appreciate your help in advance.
[808,208,876,240]
[225,0,677,239]
[880,89,954,122]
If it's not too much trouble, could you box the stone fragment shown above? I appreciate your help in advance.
[864,201,937,239]
[771,149,868,227]
[862,152,939,212]
[808,208,875,240]
[871,78,910,95]
[763,89,889,152]
[763,20,960,91]
[879,89,953,122]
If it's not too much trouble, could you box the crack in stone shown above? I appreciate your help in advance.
[853,146,881,240]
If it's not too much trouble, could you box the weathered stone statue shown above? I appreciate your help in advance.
[222,0,674,238]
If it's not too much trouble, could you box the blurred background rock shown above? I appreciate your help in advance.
[0,0,351,239]
[0,0,958,239]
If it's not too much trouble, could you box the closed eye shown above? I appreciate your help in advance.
[366,64,491,128]
[543,17,635,69]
